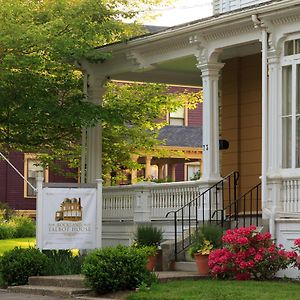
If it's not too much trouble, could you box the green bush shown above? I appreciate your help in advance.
[43,250,84,275]
[0,247,49,286]
[9,216,36,238]
[0,202,14,220]
[134,225,163,247]
[0,221,16,239]
[82,245,157,294]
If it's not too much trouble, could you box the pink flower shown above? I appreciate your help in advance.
[236,237,249,245]
[254,253,263,262]
[286,251,297,259]
[294,238,300,247]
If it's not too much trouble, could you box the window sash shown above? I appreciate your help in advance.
[281,60,300,168]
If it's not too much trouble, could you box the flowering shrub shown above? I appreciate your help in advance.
[208,225,297,280]
[292,238,300,269]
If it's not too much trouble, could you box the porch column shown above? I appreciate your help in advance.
[158,163,164,180]
[82,69,107,183]
[131,155,139,184]
[268,49,281,173]
[266,48,282,225]
[170,164,176,182]
[197,62,224,182]
[145,156,152,180]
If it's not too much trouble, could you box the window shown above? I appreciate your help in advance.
[185,162,201,181]
[24,154,48,197]
[169,107,186,126]
[150,165,158,179]
[284,39,300,56]
[282,40,300,168]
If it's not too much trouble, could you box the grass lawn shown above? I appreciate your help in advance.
[0,237,35,255]
[126,279,300,300]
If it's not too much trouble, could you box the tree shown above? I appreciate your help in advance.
[0,0,167,154]
[0,0,202,178]
[101,82,202,179]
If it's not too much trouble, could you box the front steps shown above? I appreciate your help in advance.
[173,261,198,273]
[8,272,206,298]
[8,275,92,298]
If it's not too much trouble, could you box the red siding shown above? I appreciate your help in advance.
[0,152,77,210]
[188,103,202,127]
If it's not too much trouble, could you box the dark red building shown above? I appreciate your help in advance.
[0,152,76,213]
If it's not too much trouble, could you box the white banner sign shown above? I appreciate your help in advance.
[41,187,97,250]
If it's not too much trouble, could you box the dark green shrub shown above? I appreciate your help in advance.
[43,250,84,275]
[9,216,36,238]
[134,225,163,247]
[82,245,157,293]
[0,247,49,286]
[0,221,16,239]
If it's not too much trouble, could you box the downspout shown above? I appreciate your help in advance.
[252,15,273,235]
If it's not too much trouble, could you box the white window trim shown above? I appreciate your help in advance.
[24,153,49,198]
[184,162,201,181]
[281,47,300,169]
[168,107,188,126]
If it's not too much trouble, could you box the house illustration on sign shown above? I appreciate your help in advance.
[55,198,82,222]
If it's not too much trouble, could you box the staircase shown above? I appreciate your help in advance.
[165,171,262,269]
[8,275,92,298]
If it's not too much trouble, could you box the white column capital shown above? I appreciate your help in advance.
[197,62,224,77]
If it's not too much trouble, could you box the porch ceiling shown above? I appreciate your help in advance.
[112,55,201,86]
[111,41,261,86]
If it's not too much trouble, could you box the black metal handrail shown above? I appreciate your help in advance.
[222,182,262,227]
[165,171,239,260]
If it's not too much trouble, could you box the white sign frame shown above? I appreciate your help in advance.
[36,173,102,250]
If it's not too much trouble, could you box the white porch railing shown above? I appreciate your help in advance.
[282,178,300,213]
[150,182,199,220]
[102,185,135,221]
[103,181,201,222]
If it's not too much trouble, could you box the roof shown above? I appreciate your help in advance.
[95,0,284,50]
[158,126,202,148]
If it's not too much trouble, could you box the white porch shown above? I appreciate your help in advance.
[78,0,300,260]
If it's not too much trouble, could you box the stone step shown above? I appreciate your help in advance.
[174,261,198,272]
[8,285,91,297]
[28,274,86,288]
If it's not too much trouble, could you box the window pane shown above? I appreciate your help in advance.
[296,39,300,54]
[26,158,43,197]
[27,178,36,197]
[297,117,300,168]
[169,118,184,126]
[170,107,184,118]
[284,40,294,56]
[297,65,300,114]
[282,117,292,168]
[282,65,292,115]
[187,164,200,180]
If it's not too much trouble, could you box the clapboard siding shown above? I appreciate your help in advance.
[213,0,270,14]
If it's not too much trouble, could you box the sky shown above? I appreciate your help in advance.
[148,0,213,27]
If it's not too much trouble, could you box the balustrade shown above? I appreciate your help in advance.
[102,181,201,222]
[282,179,300,213]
